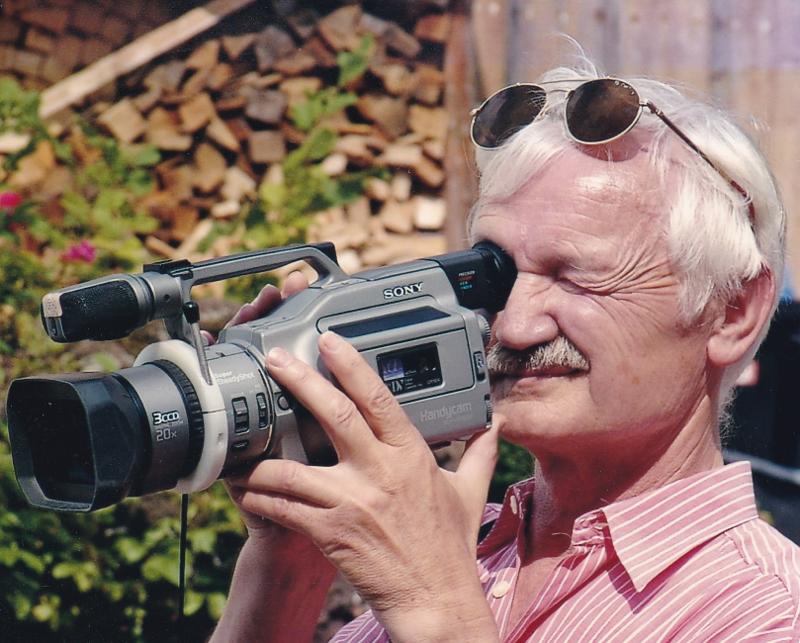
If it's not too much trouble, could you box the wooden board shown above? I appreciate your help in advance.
[39,0,256,118]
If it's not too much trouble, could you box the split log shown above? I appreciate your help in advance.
[97,99,146,143]
[179,92,216,132]
[146,107,193,151]
[413,195,446,230]
[318,5,362,51]
[221,33,255,61]
[245,90,287,125]
[248,130,287,164]
[356,94,409,138]
[221,166,256,202]
[414,13,452,43]
[408,105,447,139]
[193,142,227,193]
[253,26,296,73]
[186,40,220,70]
[207,117,240,151]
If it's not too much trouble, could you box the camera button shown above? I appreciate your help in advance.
[276,393,292,411]
[233,397,249,433]
[473,351,487,381]
[256,393,269,427]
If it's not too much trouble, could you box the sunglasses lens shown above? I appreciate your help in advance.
[472,85,546,148]
[566,79,641,143]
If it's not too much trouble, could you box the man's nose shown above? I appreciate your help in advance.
[492,276,559,350]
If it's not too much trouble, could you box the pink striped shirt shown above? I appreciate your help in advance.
[331,462,800,642]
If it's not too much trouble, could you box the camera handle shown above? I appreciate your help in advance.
[147,242,345,383]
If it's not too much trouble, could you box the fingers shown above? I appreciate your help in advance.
[266,346,377,461]
[282,270,309,297]
[226,285,281,329]
[317,332,414,448]
[455,419,500,514]
[226,271,308,330]
[236,489,323,536]
[228,459,341,509]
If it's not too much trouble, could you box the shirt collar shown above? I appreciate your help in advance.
[478,462,759,593]
[600,461,758,592]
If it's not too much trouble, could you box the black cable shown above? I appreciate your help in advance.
[178,493,189,624]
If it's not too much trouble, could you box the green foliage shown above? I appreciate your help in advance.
[489,440,534,504]
[0,77,43,135]
[0,421,247,641]
[0,77,48,170]
[215,33,384,302]
[337,35,375,87]
[289,87,358,132]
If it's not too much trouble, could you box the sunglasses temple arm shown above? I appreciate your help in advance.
[645,101,754,221]
[644,102,727,178]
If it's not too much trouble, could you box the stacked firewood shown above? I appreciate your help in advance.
[85,3,454,275]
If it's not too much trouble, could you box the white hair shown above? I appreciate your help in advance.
[470,56,786,390]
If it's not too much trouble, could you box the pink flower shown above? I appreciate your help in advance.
[0,191,22,212]
[62,240,97,263]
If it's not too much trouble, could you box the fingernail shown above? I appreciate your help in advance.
[268,347,292,367]
[319,331,343,352]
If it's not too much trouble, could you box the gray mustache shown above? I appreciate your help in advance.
[486,336,589,375]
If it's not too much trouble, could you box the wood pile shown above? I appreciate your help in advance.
[0,0,173,88]
[75,2,455,277]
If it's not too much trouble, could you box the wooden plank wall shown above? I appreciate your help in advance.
[470,0,800,289]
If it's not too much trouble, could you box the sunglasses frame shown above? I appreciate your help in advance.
[470,78,751,217]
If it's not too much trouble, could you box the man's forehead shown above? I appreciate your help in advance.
[476,148,663,228]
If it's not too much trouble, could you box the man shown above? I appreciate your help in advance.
[211,61,800,642]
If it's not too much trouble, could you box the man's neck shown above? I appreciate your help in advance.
[521,396,724,563]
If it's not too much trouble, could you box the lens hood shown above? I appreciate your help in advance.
[7,373,147,511]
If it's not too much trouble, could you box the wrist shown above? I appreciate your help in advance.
[376,587,498,643]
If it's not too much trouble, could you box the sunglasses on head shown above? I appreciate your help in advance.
[470,78,753,218]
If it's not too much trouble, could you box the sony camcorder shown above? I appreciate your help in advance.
[6,241,515,512]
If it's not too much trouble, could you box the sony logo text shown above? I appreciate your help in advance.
[383,282,423,300]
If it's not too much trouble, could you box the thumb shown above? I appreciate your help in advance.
[454,414,503,514]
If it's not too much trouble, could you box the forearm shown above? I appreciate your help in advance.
[209,534,336,643]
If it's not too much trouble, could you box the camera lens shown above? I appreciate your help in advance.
[7,363,204,512]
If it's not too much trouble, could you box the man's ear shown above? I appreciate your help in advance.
[707,268,776,367]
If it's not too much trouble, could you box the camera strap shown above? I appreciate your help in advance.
[178,493,189,623]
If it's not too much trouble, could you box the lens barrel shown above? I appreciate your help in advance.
[7,362,204,512]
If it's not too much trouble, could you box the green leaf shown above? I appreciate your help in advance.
[31,600,54,623]
[8,591,32,619]
[188,528,216,554]
[87,351,121,372]
[337,34,375,87]
[289,88,357,132]
[141,552,184,586]
[206,592,227,620]
[285,128,337,170]
[60,191,92,226]
[116,537,150,564]
[184,590,204,616]
[17,549,45,574]
[129,144,161,167]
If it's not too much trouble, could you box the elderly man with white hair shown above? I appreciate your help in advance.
[210,59,800,642]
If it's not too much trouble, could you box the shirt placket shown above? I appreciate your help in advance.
[505,514,610,642]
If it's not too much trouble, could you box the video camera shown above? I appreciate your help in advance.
[6,241,515,512]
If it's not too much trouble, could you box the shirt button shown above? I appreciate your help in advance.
[491,580,511,598]
[509,495,519,515]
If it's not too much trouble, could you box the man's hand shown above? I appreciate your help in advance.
[227,330,501,642]
[210,273,340,643]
